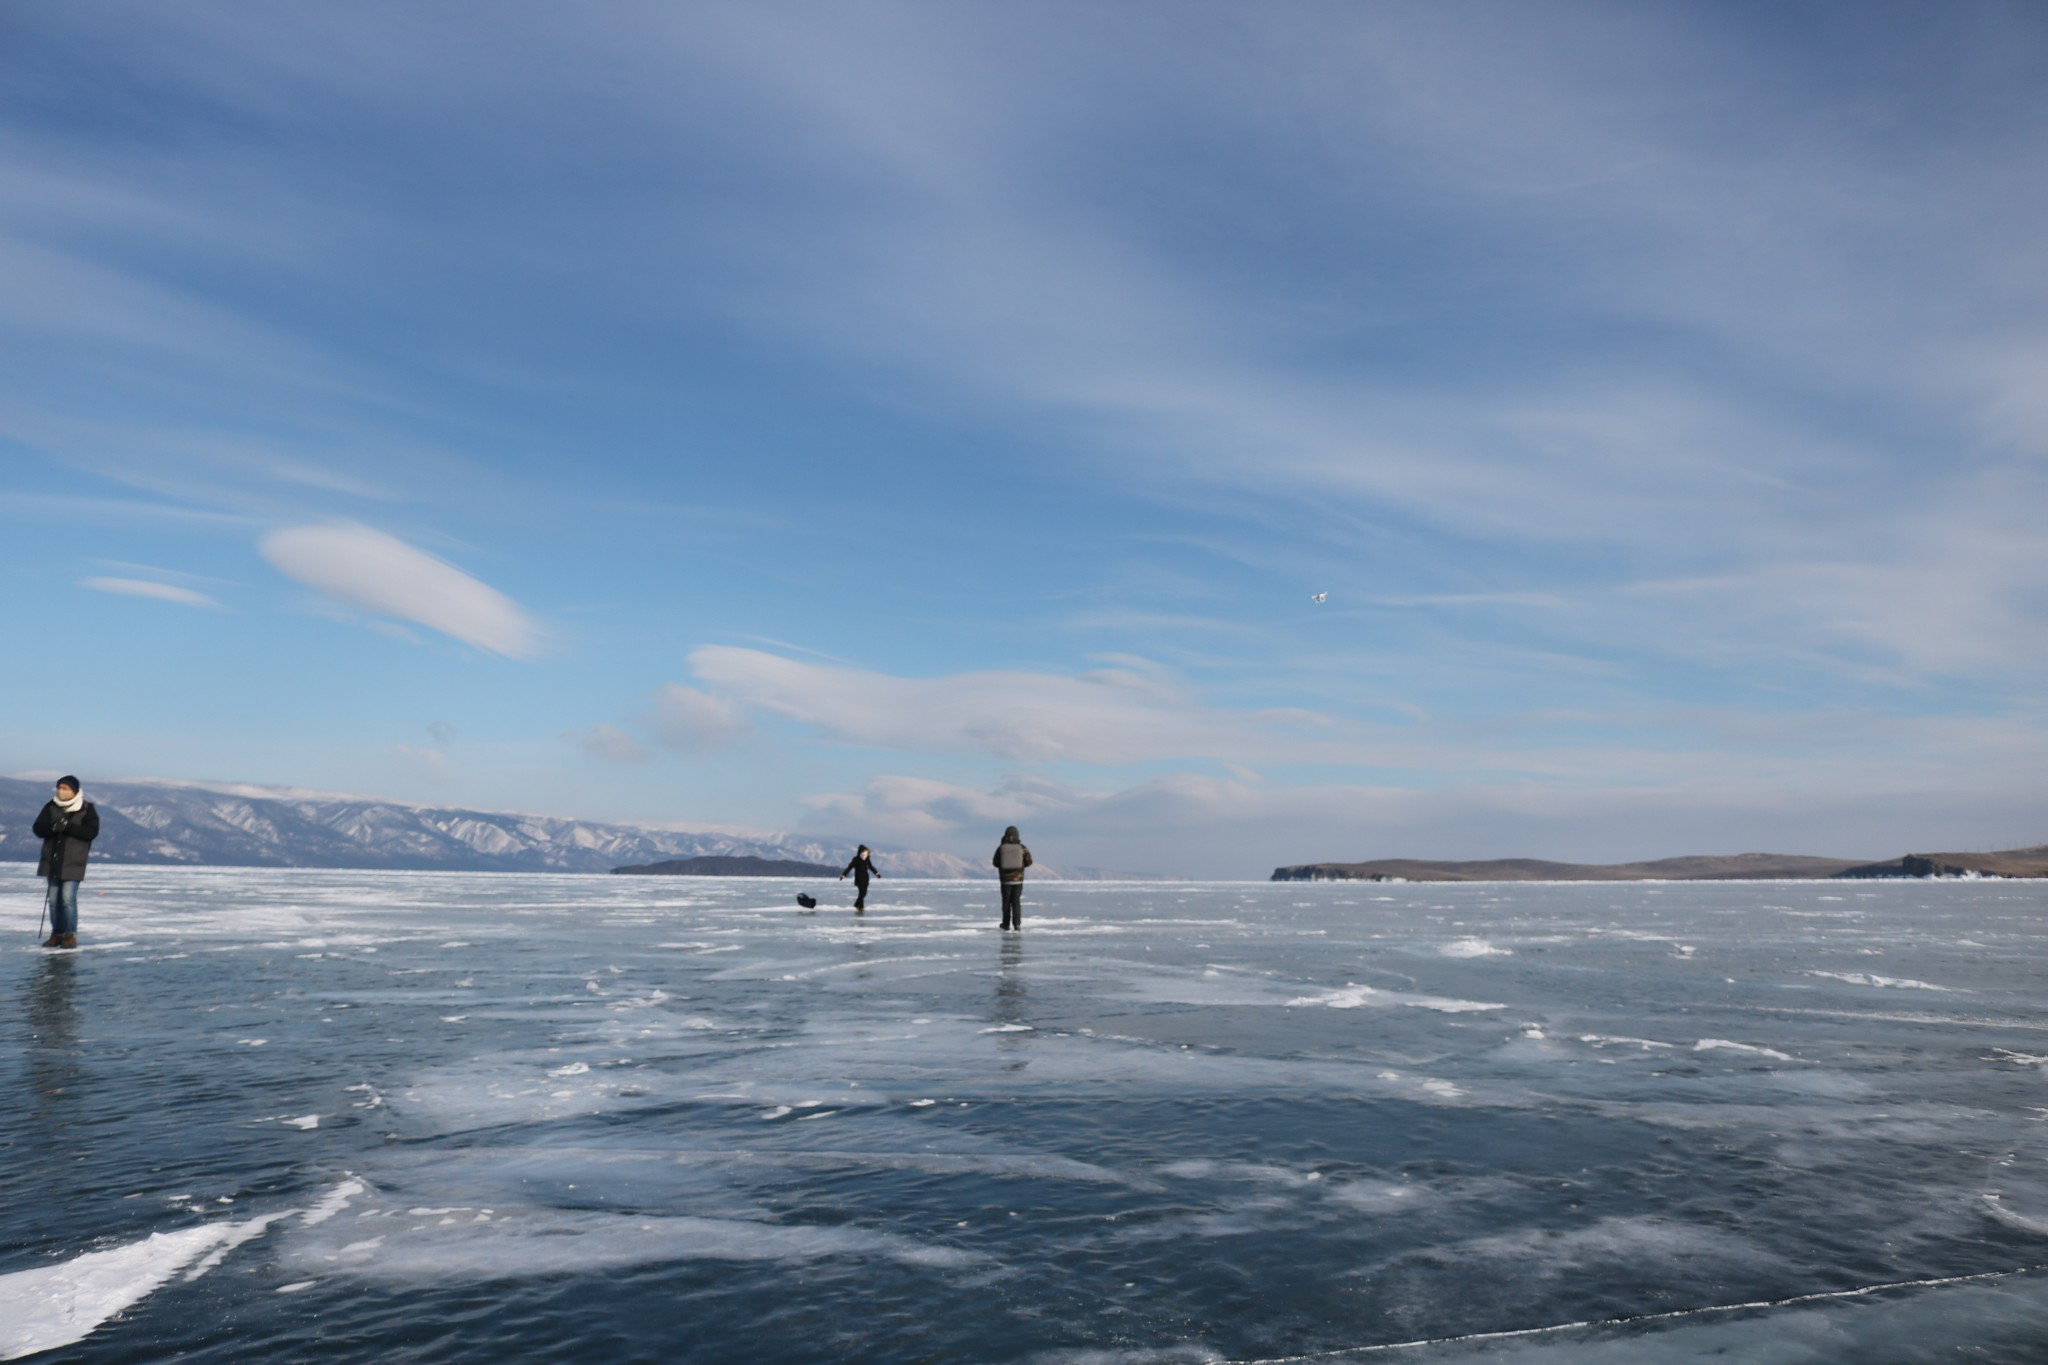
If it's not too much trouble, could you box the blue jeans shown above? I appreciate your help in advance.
[46,879,79,936]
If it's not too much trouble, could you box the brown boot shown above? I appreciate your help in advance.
[41,933,61,948]
[57,934,77,949]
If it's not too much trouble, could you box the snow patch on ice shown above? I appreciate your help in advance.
[0,1213,286,1361]
[1580,1033,1676,1051]
[286,1208,979,1279]
[1324,1180,1429,1212]
[183,1214,287,1279]
[1424,1214,1772,1277]
[1287,983,1503,1013]
[1982,1194,2048,1236]
[1694,1039,1793,1061]
[1439,938,1511,958]
[1806,970,1956,992]
[300,1178,369,1228]
[1160,1160,1322,1187]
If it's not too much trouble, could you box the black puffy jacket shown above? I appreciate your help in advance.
[34,801,99,881]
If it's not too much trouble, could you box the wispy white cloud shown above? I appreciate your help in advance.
[0,490,260,528]
[646,683,750,750]
[637,5,2048,685]
[682,645,1344,766]
[1958,337,2048,458]
[260,523,543,658]
[393,743,453,784]
[360,618,426,646]
[1610,466,2048,679]
[8,3,2047,861]
[80,576,223,609]
[801,711,2048,873]
[801,772,1080,841]
[562,723,648,763]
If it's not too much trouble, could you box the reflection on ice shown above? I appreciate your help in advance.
[5,869,2048,1362]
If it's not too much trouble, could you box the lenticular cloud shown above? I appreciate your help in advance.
[261,523,542,658]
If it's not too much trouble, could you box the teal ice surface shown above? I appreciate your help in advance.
[4,868,2048,1363]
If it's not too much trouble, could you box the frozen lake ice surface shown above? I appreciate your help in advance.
[6,867,2048,1363]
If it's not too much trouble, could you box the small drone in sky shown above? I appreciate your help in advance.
[1311,591,1327,604]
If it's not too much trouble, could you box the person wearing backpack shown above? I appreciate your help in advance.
[33,775,99,949]
[992,825,1032,931]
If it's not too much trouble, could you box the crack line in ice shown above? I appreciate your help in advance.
[1228,1262,2048,1361]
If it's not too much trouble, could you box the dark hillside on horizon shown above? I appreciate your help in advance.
[1835,846,2048,879]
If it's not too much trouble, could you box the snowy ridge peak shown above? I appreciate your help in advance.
[0,776,1083,878]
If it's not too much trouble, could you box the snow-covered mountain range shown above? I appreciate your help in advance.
[0,776,1017,877]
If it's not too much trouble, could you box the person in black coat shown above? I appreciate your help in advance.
[33,775,99,949]
[839,845,880,913]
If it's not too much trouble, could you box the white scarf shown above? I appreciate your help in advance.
[55,792,84,814]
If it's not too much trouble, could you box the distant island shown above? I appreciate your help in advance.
[612,855,841,877]
[1833,847,2048,880]
[1272,846,2048,882]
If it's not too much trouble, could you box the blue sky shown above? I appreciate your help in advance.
[4,2,2045,875]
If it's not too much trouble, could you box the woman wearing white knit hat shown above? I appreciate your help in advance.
[32,776,99,949]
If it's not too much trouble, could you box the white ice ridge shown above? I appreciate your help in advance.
[0,1178,367,1362]
[1438,938,1511,958]
[1225,1262,2048,1361]
[1579,1034,1676,1051]
[1693,1039,1794,1061]
[286,1209,981,1278]
[1285,983,1504,1013]
[301,1178,371,1227]
[1806,970,1957,992]
[1983,1195,2048,1236]
[0,1218,279,1361]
